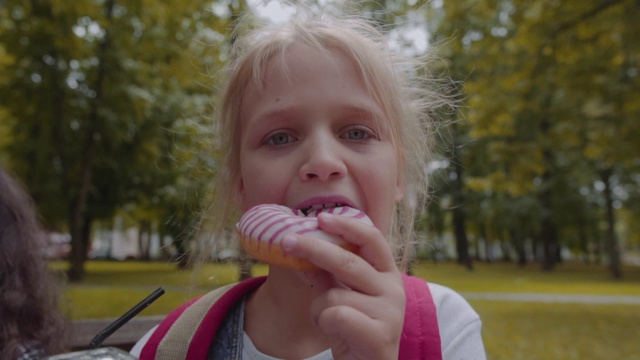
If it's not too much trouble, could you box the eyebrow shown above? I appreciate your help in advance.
[252,103,383,123]
[339,104,381,121]
[251,107,301,124]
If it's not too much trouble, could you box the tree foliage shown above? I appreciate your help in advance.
[1,0,637,281]
[0,0,238,280]
[426,0,639,277]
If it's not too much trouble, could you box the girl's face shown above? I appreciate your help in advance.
[236,45,403,235]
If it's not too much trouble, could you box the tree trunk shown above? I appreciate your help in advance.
[82,217,93,259]
[540,206,558,271]
[512,228,527,267]
[451,138,472,270]
[138,220,151,261]
[452,206,472,270]
[66,0,115,282]
[531,234,539,262]
[67,140,97,282]
[500,229,512,262]
[68,208,88,281]
[601,168,622,279]
[478,221,487,262]
[539,113,559,272]
[484,232,493,263]
[578,215,590,263]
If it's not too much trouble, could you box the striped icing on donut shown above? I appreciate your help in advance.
[236,204,373,270]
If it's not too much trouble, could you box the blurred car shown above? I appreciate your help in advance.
[42,232,71,259]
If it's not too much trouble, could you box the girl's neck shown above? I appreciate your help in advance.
[244,268,332,358]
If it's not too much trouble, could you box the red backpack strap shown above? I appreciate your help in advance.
[140,276,267,360]
[399,274,442,360]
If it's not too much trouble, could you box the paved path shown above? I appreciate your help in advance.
[68,284,640,305]
[461,292,640,305]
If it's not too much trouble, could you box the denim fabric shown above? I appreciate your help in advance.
[208,295,245,360]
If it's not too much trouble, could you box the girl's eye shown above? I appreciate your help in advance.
[266,132,295,146]
[343,128,372,140]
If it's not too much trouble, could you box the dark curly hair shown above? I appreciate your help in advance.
[0,166,69,358]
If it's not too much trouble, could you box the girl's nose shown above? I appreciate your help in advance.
[299,137,346,182]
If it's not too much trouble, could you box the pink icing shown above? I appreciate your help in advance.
[236,204,373,248]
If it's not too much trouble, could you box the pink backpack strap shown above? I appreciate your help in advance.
[399,274,442,360]
[140,274,440,359]
[139,297,198,360]
[140,276,266,360]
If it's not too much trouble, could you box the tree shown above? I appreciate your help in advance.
[0,0,230,280]
[426,0,639,277]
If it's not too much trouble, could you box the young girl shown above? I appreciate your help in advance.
[132,9,485,360]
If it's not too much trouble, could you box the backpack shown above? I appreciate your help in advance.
[140,274,441,360]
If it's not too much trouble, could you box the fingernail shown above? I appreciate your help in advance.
[318,212,334,221]
[281,235,297,253]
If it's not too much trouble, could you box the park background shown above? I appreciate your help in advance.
[1,0,639,359]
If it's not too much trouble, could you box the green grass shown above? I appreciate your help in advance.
[53,261,271,319]
[472,301,640,360]
[412,261,640,295]
[54,260,640,359]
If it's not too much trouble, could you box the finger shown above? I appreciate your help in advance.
[284,233,386,294]
[317,212,397,273]
[282,235,379,295]
[316,306,401,358]
[301,270,343,293]
[310,287,382,324]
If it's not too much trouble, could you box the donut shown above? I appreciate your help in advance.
[236,204,373,271]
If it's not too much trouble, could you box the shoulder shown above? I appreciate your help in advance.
[129,325,156,358]
[428,282,478,319]
[130,278,266,359]
[427,282,486,360]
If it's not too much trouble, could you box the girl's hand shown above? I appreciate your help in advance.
[282,212,405,360]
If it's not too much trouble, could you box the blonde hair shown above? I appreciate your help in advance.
[200,9,448,271]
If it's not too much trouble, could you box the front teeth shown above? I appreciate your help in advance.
[301,202,344,215]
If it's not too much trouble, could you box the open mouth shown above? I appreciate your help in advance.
[300,202,348,216]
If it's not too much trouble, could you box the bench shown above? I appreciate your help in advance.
[70,316,164,351]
